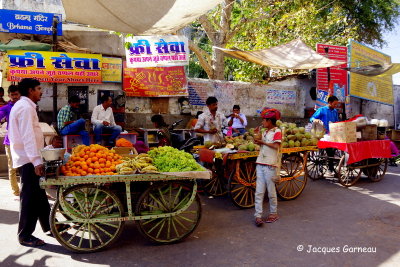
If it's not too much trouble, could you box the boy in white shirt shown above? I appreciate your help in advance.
[254,108,282,227]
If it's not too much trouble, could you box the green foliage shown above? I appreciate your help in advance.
[191,0,400,82]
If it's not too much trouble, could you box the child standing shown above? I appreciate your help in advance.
[254,108,282,227]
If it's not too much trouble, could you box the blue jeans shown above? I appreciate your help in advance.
[60,118,90,146]
[254,164,278,218]
[93,123,122,144]
[232,128,246,137]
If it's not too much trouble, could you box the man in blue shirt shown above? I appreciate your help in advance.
[310,96,339,133]
[310,95,340,177]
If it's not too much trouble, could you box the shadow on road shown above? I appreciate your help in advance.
[0,208,19,225]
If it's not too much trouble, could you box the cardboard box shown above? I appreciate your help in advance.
[390,130,400,141]
[360,125,377,141]
[329,121,357,143]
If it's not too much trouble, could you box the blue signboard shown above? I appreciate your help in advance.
[0,9,62,35]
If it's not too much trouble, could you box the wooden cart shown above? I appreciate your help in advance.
[40,171,210,253]
[201,146,318,208]
[306,140,391,187]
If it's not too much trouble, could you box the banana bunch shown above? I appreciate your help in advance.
[116,153,158,174]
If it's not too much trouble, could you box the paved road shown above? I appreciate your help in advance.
[0,167,399,267]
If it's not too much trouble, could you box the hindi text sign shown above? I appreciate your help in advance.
[348,40,393,105]
[266,89,297,105]
[316,44,348,97]
[125,35,189,68]
[102,57,122,83]
[0,9,62,35]
[123,63,188,97]
[7,51,102,84]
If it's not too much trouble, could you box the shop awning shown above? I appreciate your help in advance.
[61,0,222,34]
[0,39,51,51]
[215,39,345,69]
[343,63,400,77]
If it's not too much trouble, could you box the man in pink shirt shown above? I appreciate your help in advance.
[9,78,50,247]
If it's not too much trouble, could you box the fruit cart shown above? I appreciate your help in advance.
[306,140,391,187]
[40,170,210,253]
[200,146,318,208]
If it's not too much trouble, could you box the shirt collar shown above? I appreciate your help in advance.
[20,96,37,109]
[99,104,109,111]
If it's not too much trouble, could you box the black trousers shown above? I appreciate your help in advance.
[18,163,50,242]
[326,148,335,172]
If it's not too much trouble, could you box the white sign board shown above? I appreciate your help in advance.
[125,35,189,68]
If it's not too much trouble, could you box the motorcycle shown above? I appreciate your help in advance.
[156,119,202,152]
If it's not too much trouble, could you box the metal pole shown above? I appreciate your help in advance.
[52,16,58,125]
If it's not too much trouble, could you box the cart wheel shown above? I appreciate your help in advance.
[364,158,388,182]
[276,154,307,200]
[135,181,201,244]
[228,159,256,208]
[306,150,328,180]
[202,162,227,197]
[50,185,125,253]
[337,155,361,187]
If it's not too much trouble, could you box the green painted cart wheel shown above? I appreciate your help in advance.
[135,181,201,244]
[228,159,256,209]
[50,185,125,253]
[277,154,307,200]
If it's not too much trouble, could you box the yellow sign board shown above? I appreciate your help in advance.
[6,50,102,84]
[102,57,122,83]
[349,41,393,105]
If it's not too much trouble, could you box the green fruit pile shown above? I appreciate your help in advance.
[225,132,260,151]
[148,146,205,172]
[277,120,318,148]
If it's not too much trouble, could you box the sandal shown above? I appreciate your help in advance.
[20,236,46,247]
[255,217,263,227]
[265,214,279,223]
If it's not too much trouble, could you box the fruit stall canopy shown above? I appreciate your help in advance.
[343,63,400,77]
[61,0,223,34]
[215,39,345,69]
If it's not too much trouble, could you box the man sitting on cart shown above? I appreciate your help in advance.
[253,108,282,226]
[310,95,340,176]
[194,97,229,144]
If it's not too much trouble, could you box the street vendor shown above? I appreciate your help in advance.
[310,95,339,133]
[253,108,282,227]
[151,114,172,147]
[57,95,90,146]
[91,95,122,147]
[310,95,339,176]
[0,85,21,197]
[8,78,50,247]
[228,105,247,136]
[194,97,228,144]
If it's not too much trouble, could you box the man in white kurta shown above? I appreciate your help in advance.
[9,78,50,247]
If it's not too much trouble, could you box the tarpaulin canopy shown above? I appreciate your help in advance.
[215,39,345,69]
[343,63,400,77]
[0,39,51,51]
[61,0,222,34]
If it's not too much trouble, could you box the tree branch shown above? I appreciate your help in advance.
[198,14,217,44]
[189,40,213,78]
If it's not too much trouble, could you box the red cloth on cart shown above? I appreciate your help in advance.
[199,149,215,163]
[318,140,391,164]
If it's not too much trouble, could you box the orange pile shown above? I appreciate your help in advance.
[61,144,123,176]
